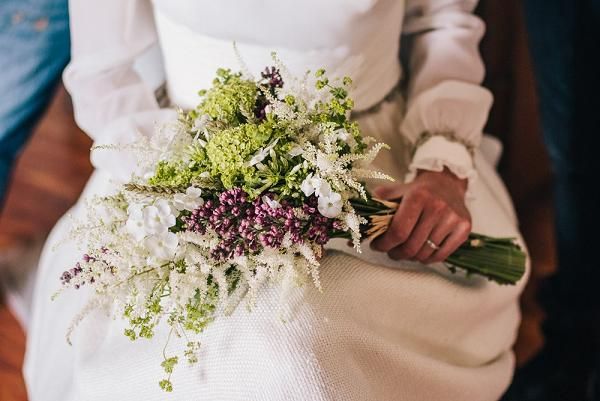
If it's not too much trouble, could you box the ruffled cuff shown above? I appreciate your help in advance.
[400,80,493,200]
[405,135,478,200]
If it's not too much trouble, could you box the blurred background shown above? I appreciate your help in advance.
[0,1,555,400]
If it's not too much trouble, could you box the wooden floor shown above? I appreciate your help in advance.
[0,87,92,401]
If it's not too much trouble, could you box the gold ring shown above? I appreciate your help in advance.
[426,239,440,250]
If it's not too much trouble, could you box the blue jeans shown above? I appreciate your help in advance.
[0,0,70,204]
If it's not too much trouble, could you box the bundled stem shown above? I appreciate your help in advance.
[349,197,526,285]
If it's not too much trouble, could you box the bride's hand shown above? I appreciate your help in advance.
[370,168,471,264]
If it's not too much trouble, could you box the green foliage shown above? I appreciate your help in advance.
[161,356,179,374]
[184,341,200,364]
[183,285,218,334]
[312,73,356,127]
[159,379,173,392]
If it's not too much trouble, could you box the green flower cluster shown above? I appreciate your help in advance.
[205,122,273,188]
[148,161,198,188]
[196,68,258,124]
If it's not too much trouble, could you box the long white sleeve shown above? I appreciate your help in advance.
[400,0,493,195]
[64,0,176,182]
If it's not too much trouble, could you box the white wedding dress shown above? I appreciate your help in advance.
[23,1,529,400]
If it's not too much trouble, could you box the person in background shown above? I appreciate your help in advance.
[503,1,600,400]
[0,0,70,207]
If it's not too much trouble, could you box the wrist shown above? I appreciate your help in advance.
[416,167,468,196]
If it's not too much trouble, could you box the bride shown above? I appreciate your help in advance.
[22,0,528,400]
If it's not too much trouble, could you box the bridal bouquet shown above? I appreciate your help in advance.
[60,56,525,391]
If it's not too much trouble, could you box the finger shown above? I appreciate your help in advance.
[371,193,424,253]
[388,203,442,261]
[413,216,455,262]
[372,183,409,201]
[426,220,471,264]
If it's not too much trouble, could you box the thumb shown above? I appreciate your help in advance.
[372,183,409,201]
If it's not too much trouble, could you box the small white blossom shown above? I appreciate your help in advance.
[317,191,343,218]
[125,204,146,242]
[315,179,333,197]
[316,152,334,173]
[173,187,204,211]
[145,231,179,260]
[333,128,350,142]
[192,114,210,134]
[143,199,176,235]
[126,200,176,241]
[288,145,304,157]
[300,174,316,196]
[192,114,211,147]
[262,195,281,209]
[300,174,332,197]
[245,139,279,167]
[289,164,302,174]
[94,203,126,226]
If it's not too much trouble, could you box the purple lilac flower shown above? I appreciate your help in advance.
[254,67,284,120]
[60,262,83,286]
[261,67,284,90]
[184,188,336,261]
[60,253,102,289]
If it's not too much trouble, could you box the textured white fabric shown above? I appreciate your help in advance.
[24,1,528,400]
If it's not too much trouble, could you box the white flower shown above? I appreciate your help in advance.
[289,163,302,174]
[315,179,333,197]
[344,212,360,232]
[333,128,350,142]
[262,195,281,209]
[301,174,317,196]
[300,174,333,197]
[173,187,204,211]
[288,145,304,157]
[94,203,126,226]
[126,200,176,241]
[145,232,179,260]
[127,203,144,217]
[192,114,211,146]
[316,152,334,173]
[126,204,146,242]
[318,191,343,218]
[143,199,176,235]
[333,128,357,148]
[192,114,210,133]
[245,138,279,167]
